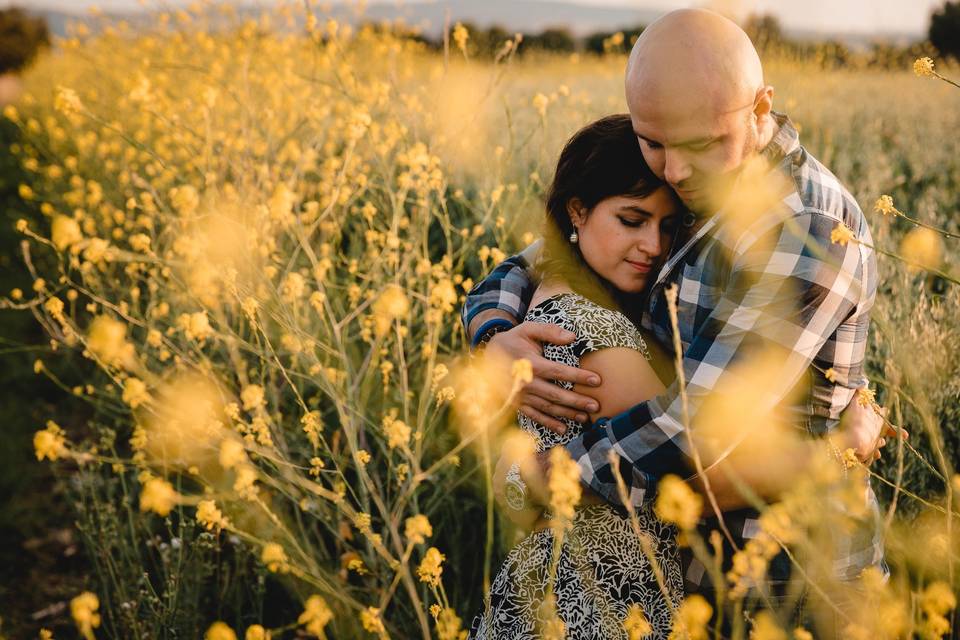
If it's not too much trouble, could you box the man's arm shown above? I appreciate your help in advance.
[564,211,870,507]
[462,241,542,340]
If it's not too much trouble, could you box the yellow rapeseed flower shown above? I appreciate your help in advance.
[873,195,896,216]
[34,420,67,461]
[240,384,266,411]
[298,595,333,636]
[405,514,433,544]
[196,499,230,532]
[899,227,944,272]
[261,542,289,573]
[87,315,135,368]
[623,603,652,639]
[244,625,270,640]
[417,546,445,585]
[360,607,386,635]
[452,22,469,54]
[830,222,856,246]
[548,447,582,526]
[654,474,703,531]
[511,358,533,385]
[914,57,935,78]
[204,622,237,640]
[372,284,410,334]
[435,607,466,640]
[70,591,101,640]
[670,594,712,640]
[219,439,248,470]
[51,214,83,250]
[140,477,178,516]
[122,377,150,408]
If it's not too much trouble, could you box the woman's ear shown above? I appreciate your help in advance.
[566,198,587,228]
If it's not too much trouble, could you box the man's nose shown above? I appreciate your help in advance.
[663,149,692,186]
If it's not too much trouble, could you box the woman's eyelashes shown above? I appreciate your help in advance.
[617,215,646,228]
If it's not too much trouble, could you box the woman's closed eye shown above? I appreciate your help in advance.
[617,215,647,228]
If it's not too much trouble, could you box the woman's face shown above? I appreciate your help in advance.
[570,186,680,294]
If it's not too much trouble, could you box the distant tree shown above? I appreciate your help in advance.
[522,27,576,53]
[743,13,784,52]
[583,25,644,55]
[0,8,50,75]
[929,0,960,60]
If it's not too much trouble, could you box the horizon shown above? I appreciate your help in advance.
[7,0,947,38]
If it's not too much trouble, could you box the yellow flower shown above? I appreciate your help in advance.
[261,542,289,573]
[792,628,814,640]
[899,227,944,272]
[417,546,446,585]
[54,86,84,116]
[452,22,469,54]
[240,384,266,411]
[750,611,787,640]
[87,315,134,367]
[532,92,549,119]
[169,185,200,216]
[301,410,323,448]
[357,449,372,465]
[219,439,247,470]
[548,447,582,525]
[361,607,385,634]
[856,386,876,408]
[669,594,712,640]
[39,629,53,640]
[70,591,101,640]
[435,607,466,640]
[383,414,411,449]
[873,195,896,216]
[34,420,67,461]
[654,474,703,531]
[372,284,410,334]
[140,477,179,517]
[511,358,533,385]
[15,217,28,232]
[921,581,957,618]
[914,56,935,77]
[197,499,230,531]
[298,595,333,636]
[823,368,838,383]
[129,233,151,252]
[122,377,150,408]
[280,271,306,302]
[177,311,212,341]
[51,214,83,250]
[405,514,433,544]
[623,603,652,639]
[244,625,270,640]
[830,222,856,246]
[204,622,237,640]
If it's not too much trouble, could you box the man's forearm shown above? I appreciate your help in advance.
[466,309,518,344]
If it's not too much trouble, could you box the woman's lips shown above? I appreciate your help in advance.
[625,259,653,273]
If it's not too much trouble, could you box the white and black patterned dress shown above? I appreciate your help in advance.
[469,292,683,640]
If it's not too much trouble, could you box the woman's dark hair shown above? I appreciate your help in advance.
[538,113,670,311]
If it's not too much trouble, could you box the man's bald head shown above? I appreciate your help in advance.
[623,9,776,213]
[626,9,763,117]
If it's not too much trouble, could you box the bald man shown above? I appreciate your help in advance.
[463,7,886,626]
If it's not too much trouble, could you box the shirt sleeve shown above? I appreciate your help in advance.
[564,212,868,507]
[460,240,543,336]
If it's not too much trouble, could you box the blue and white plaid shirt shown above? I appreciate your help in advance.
[462,113,884,588]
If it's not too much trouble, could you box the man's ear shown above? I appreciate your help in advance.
[566,198,587,227]
[753,84,775,120]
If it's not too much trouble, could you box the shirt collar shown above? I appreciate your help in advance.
[759,111,800,167]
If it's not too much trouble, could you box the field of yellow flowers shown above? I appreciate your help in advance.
[3,3,959,638]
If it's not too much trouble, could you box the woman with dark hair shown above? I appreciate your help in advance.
[468,114,685,639]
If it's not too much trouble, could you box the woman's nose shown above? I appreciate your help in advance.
[638,227,662,259]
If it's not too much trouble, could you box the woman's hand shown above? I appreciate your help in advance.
[486,322,602,434]
[838,393,907,464]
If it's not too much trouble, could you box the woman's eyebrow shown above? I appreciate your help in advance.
[620,206,651,215]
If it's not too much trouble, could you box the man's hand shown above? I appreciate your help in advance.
[486,321,602,434]
[838,393,907,465]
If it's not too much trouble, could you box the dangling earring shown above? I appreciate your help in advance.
[569,229,579,244]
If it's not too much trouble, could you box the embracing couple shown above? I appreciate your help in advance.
[462,9,896,640]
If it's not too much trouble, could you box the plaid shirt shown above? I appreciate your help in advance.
[462,113,885,589]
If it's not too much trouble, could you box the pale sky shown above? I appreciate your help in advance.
[14,0,947,37]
